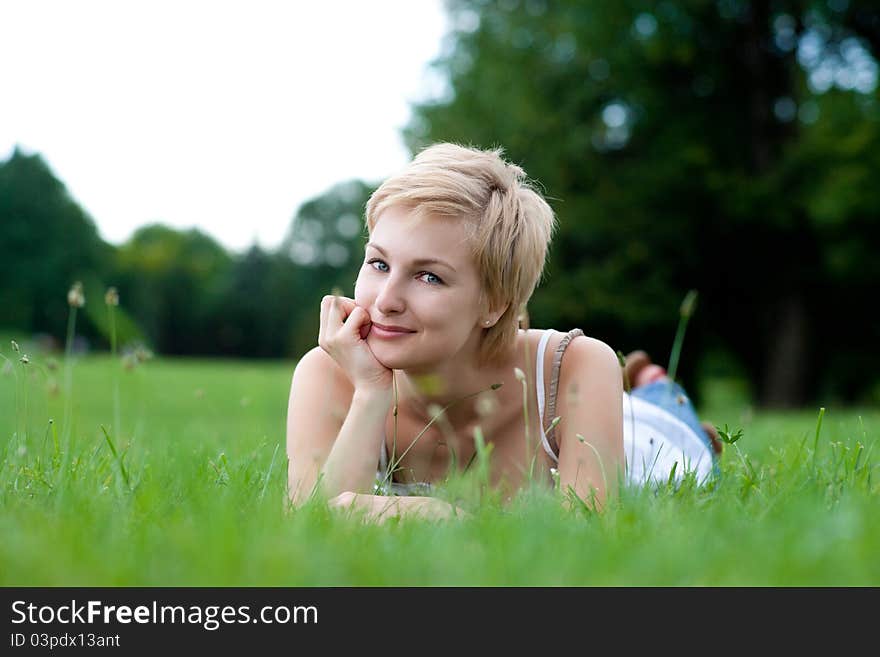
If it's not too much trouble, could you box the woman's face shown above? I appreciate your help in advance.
[354,205,485,371]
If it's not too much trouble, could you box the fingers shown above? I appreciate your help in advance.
[329,491,356,508]
[318,295,334,348]
[320,295,367,349]
[336,296,357,321]
[345,306,373,340]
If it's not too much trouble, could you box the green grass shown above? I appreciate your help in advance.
[1,343,878,586]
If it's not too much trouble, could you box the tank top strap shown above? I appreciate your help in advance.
[544,328,585,457]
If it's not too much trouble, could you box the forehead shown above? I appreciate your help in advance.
[369,206,473,260]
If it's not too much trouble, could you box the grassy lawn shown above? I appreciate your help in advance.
[1,342,878,586]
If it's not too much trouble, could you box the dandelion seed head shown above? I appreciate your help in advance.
[426,403,444,419]
[475,392,498,418]
[67,281,85,308]
[134,346,154,363]
[514,367,526,382]
[104,287,119,306]
[680,289,698,318]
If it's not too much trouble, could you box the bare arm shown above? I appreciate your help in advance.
[329,492,469,523]
[554,337,625,511]
[286,348,392,505]
[319,388,392,498]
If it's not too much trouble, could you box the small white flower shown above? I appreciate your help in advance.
[513,367,525,382]
[104,287,119,306]
[19,354,29,365]
[67,281,85,308]
[134,346,153,363]
[475,393,498,418]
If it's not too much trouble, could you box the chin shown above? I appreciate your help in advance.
[369,339,434,371]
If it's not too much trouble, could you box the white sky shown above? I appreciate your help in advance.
[0,0,450,253]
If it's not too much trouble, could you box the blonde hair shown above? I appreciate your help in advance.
[365,142,557,367]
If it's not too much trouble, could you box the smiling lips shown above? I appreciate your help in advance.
[371,322,416,338]
[372,322,415,332]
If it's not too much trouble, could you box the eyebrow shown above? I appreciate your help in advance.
[365,242,457,273]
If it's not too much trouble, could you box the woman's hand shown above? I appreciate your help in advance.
[318,295,393,393]
[329,492,469,523]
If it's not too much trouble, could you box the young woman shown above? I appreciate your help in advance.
[286,143,720,521]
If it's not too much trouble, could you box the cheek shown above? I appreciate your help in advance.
[353,271,370,306]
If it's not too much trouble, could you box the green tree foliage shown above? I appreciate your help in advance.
[405,0,880,406]
[280,180,375,357]
[202,246,300,358]
[0,148,112,342]
[114,225,232,355]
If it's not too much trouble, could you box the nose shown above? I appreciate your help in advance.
[374,273,407,316]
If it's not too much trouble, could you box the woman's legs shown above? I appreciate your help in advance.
[624,351,723,455]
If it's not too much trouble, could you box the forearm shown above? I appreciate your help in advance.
[319,389,392,498]
[331,492,467,522]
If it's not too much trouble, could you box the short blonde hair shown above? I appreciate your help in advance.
[365,143,557,366]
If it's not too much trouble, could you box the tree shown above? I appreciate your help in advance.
[280,180,376,357]
[114,225,232,355]
[0,147,112,341]
[203,246,303,358]
[406,0,880,406]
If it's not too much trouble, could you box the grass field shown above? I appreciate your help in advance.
[1,340,878,586]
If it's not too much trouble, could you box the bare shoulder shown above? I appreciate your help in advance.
[286,346,357,505]
[568,335,619,364]
[553,333,625,507]
[559,335,622,389]
[291,346,354,410]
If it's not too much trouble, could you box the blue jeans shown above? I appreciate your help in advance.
[630,380,714,456]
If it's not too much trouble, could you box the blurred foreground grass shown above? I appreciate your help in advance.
[1,344,877,586]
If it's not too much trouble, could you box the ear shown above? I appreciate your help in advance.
[481,301,511,328]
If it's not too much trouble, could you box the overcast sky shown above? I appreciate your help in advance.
[1,0,450,253]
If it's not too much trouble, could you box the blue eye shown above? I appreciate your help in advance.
[366,258,444,285]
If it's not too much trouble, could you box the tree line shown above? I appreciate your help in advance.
[2,1,879,407]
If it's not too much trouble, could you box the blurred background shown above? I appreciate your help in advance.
[1,0,878,409]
